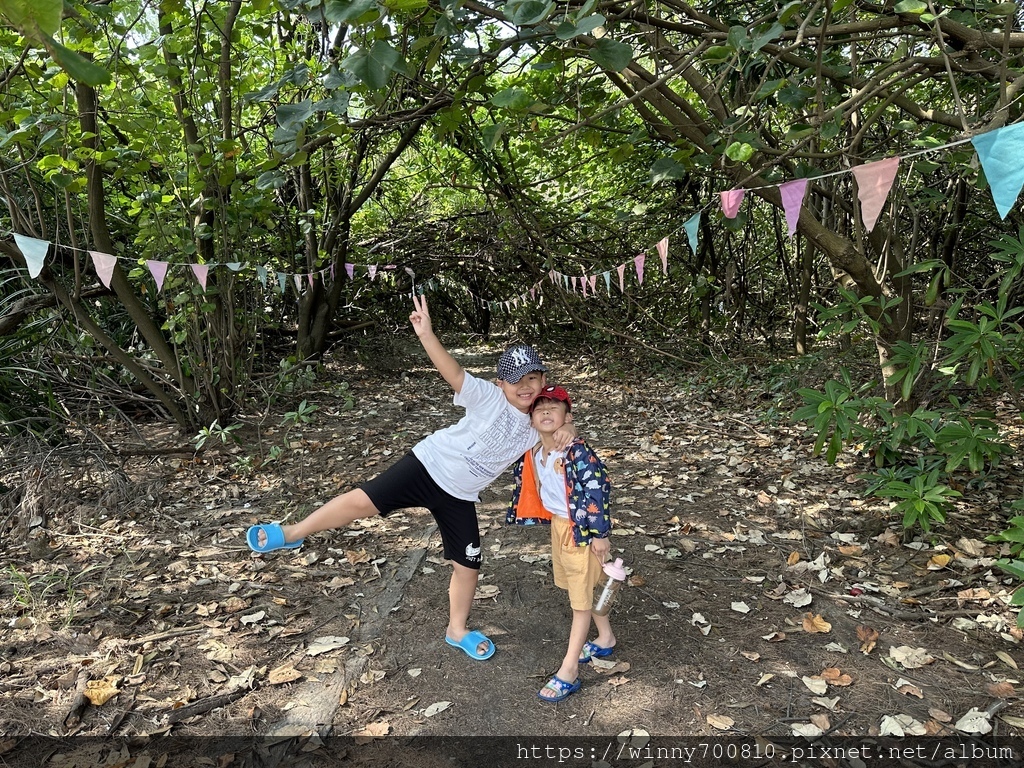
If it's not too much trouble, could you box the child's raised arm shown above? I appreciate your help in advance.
[410,294,466,393]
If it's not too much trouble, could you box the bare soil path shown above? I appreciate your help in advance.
[2,344,1023,767]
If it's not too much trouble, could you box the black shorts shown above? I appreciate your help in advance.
[360,452,482,569]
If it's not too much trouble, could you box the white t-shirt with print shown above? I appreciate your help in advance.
[412,372,539,501]
[534,447,570,519]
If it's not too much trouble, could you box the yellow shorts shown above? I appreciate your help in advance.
[551,515,603,611]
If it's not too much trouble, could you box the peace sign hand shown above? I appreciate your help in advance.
[410,293,433,338]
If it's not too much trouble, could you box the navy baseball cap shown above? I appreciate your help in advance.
[497,344,548,383]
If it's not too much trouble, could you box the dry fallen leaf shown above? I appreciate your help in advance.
[706,714,734,731]
[985,681,1015,698]
[881,713,927,736]
[83,678,120,706]
[995,651,1019,670]
[954,707,993,734]
[268,664,303,685]
[929,707,953,723]
[893,678,924,698]
[353,720,390,743]
[783,588,813,608]
[608,676,631,688]
[821,667,853,686]
[811,696,840,711]
[306,636,350,656]
[802,613,832,634]
[791,723,822,739]
[422,701,452,717]
[761,631,786,642]
[927,554,951,570]
[810,713,830,730]
[838,544,863,556]
[857,624,879,654]
[889,645,935,669]
[787,552,801,566]
[592,659,631,675]
[345,549,371,565]
[740,651,760,662]
[731,601,751,614]
[802,676,828,695]
[473,584,500,600]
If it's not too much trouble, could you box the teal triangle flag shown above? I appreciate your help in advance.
[973,123,1024,219]
[14,233,49,278]
[683,212,700,254]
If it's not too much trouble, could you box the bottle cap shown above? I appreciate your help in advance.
[603,557,627,581]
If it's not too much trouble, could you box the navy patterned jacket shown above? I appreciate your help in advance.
[506,437,612,547]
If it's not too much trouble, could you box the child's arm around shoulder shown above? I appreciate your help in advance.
[410,294,465,393]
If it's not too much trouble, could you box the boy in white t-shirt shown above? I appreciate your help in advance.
[247,294,575,661]
[506,385,615,702]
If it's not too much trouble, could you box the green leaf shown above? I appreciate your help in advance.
[345,40,404,89]
[43,37,111,86]
[505,0,554,25]
[725,142,755,162]
[751,22,784,53]
[589,37,633,72]
[894,0,926,13]
[704,46,734,63]
[1,0,62,36]
[555,13,605,40]
[491,88,534,110]
[778,1,804,25]
[649,157,686,184]
[324,0,379,23]
[276,100,314,130]
[481,123,506,151]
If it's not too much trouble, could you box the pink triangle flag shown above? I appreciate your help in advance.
[852,156,899,232]
[634,253,646,285]
[656,237,669,274]
[89,251,117,289]
[308,273,315,288]
[190,263,209,291]
[345,263,354,280]
[147,260,169,292]
[588,275,597,294]
[580,275,587,297]
[720,189,745,218]
[293,275,303,293]
[779,178,808,237]
[368,265,378,281]
[617,263,626,292]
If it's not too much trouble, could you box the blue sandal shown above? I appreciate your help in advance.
[247,523,304,553]
[445,630,495,660]
[579,641,615,663]
[538,675,581,703]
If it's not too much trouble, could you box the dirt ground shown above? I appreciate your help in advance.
[2,343,1024,767]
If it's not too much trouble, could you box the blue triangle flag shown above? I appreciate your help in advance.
[683,212,701,255]
[14,233,49,278]
[972,123,1024,219]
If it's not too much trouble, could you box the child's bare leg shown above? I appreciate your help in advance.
[259,489,380,546]
[591,612,616,649]
[540,609,590,699]
[447,563,490,656]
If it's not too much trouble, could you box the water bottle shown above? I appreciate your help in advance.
[592,558,627,616]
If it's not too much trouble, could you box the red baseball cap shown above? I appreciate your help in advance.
[530,385,572,413]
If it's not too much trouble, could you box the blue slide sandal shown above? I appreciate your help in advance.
[445,630,495,660]
[247,523,304,553]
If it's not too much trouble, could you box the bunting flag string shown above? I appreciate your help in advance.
[6,123,1023,311]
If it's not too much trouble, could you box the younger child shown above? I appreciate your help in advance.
[506,385,616,702]
[247,294,575,661]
